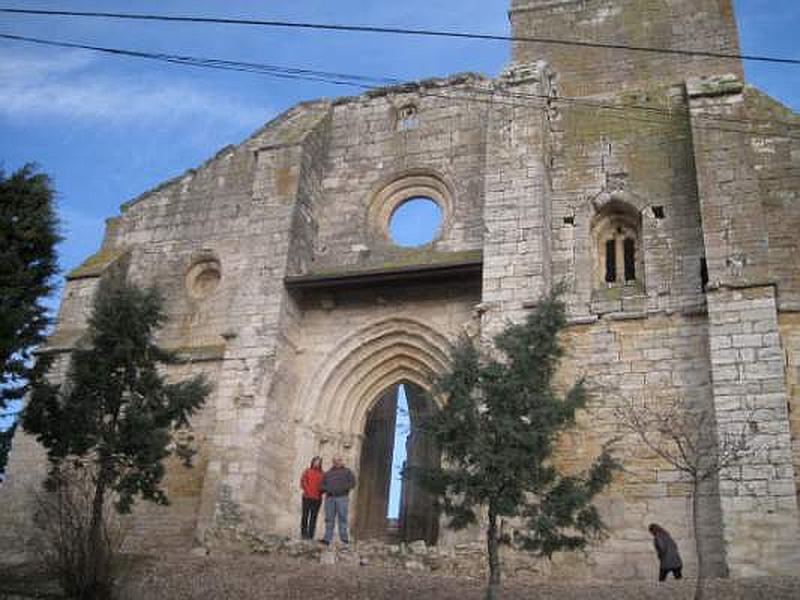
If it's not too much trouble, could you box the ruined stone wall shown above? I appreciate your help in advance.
[187,103,334,538]
[547,83,707,318]
[545,313,723,579]
[481,65,551,332]
[310,76,490,274]
[278,281,480,540]
[3,0,798,579]
[252,80,492,537]
[105,106,334,547]
[780,314,800,508]
[688,79,800,576]
[249,108,334,536]
[509,0,743,97]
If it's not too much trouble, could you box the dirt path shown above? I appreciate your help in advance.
[115,553,800,600]
[3,552,799,599]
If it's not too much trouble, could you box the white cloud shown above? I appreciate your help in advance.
[0,51,268,128]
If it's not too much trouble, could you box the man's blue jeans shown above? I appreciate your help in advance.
[323,495,350,543]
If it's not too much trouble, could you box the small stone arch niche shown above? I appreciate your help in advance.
[367,171,454,248]
[186,255,222,300]
[395,103,419,131]
[591,200,643,291]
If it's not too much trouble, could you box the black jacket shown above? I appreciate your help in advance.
[321,466,356,496]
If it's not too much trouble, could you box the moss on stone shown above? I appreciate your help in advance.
[66,247,129,281]
[743,87,800,124]
[308,249,482,278]
[165,343,227,362]
[40,328,87,352]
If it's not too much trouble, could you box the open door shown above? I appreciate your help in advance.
[354,382,440,544]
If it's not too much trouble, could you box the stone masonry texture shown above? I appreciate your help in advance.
[1,0,798,582]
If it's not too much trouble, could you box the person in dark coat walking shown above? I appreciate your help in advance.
[649,523,683,581]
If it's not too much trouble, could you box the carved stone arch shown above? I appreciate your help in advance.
[363,168,456,247]
[573,185,651,312]
[591,199,643,290]
[296,316,451,439]
[293,317,450,543]
[589,188,649,216]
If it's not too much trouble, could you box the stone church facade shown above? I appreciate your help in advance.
[3,0,799,580]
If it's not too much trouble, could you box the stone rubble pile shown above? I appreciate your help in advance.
[202,526,556,581]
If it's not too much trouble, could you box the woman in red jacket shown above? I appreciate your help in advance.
[300,456,324,540]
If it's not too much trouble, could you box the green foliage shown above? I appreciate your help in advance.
[408,289,618,585]
[0,164,60,409]
[23,279,211,513]
[0,421,17,475]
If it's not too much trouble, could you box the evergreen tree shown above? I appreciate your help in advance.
[24,280,210,599]
[408,290,618,597]
[0,164,60,410]
[0,421,16,478]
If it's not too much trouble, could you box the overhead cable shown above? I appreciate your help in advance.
[1,32,797,139]
[1,7,799,66]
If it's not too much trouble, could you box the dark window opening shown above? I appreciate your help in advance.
[563,216,574,226]
[700,258,709,292]
[623,238,636,281]
[397,105,419,131]
[605,239,617,283]
[652,206,665,219]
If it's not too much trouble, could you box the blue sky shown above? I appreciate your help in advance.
[0,1,798,431]
[0,1,797,281]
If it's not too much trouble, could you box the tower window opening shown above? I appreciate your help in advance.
[397,104,419,131]
[605,239,617,283]
[623,238,636,281]
[592,201,643,291]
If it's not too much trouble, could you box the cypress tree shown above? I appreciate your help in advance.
[0,164,60,410]
[408,290,618,597]
[24,279,210,598]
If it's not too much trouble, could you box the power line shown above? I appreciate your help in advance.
[0,32,399,87]
[1,7,799,66]
[1,32,797,139]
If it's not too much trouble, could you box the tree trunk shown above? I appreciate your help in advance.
[485,508,501,600]
[692,481,705,600]
[88,467,111,600]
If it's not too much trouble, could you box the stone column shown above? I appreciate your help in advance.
[705,285,800,576]
[481,63,551,335]
[690,76,800,575]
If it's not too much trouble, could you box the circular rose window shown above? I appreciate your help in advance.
[186,259,221,299]
[388,197,442,247]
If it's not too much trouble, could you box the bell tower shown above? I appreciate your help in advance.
[508,0,743,96]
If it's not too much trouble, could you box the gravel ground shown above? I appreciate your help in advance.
[3,552,799,599]
[114,552,800,600]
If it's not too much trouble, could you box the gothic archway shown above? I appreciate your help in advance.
[291,317,451,544]
[354,380,439,544]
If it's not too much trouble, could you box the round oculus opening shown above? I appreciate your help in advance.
[187,260,221,299]
[388,196,442,247]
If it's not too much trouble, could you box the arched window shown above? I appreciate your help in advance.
[396,104,418,131]
[591,201,642,290]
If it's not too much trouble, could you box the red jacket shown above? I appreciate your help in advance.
[300,467,323,500]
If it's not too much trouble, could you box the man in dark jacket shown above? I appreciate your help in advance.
[320,456,356,545]
[648,523,683,581]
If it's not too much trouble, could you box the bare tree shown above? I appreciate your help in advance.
[32,458,129,600]
[615,396,755,600]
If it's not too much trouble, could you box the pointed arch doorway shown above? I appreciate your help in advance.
[354,381,439,545]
